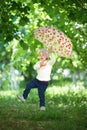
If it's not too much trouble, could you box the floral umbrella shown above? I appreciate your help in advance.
[34,26,72,58]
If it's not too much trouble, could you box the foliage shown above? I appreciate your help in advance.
[0,0,87,87]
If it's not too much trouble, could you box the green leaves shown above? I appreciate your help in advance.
[0,0,87,83]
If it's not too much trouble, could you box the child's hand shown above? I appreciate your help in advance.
[40,61,47,67]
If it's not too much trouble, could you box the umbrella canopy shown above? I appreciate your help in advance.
[34,26,72,58]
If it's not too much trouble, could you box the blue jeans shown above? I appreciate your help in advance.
[23,78,48,107]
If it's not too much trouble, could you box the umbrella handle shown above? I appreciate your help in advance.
[48,46,53,53]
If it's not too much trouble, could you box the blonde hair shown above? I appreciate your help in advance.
[40,49,49,58]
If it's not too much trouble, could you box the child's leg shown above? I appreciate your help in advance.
[37,81,48,107]
[23,78,37,99]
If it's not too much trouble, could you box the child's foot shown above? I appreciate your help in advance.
[17,95,25,102]
[40,106,46,111]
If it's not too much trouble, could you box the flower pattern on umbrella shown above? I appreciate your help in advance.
[34,26,72,58]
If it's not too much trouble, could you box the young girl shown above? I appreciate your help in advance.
[18,47,56,110]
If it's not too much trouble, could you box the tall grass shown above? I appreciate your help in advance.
[0,82,87,130]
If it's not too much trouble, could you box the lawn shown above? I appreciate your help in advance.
[0,83,87,130]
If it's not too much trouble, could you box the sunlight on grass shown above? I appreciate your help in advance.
[47,85,86,97]
[0,90,18,98]
[0,85,86,99]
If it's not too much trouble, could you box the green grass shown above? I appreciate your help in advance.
[0,84,87,130]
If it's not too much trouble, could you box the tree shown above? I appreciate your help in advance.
[0,0,87,88]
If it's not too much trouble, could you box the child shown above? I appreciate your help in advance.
[17,47,56,110]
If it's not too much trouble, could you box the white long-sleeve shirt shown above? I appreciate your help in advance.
[33,53,56,81]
